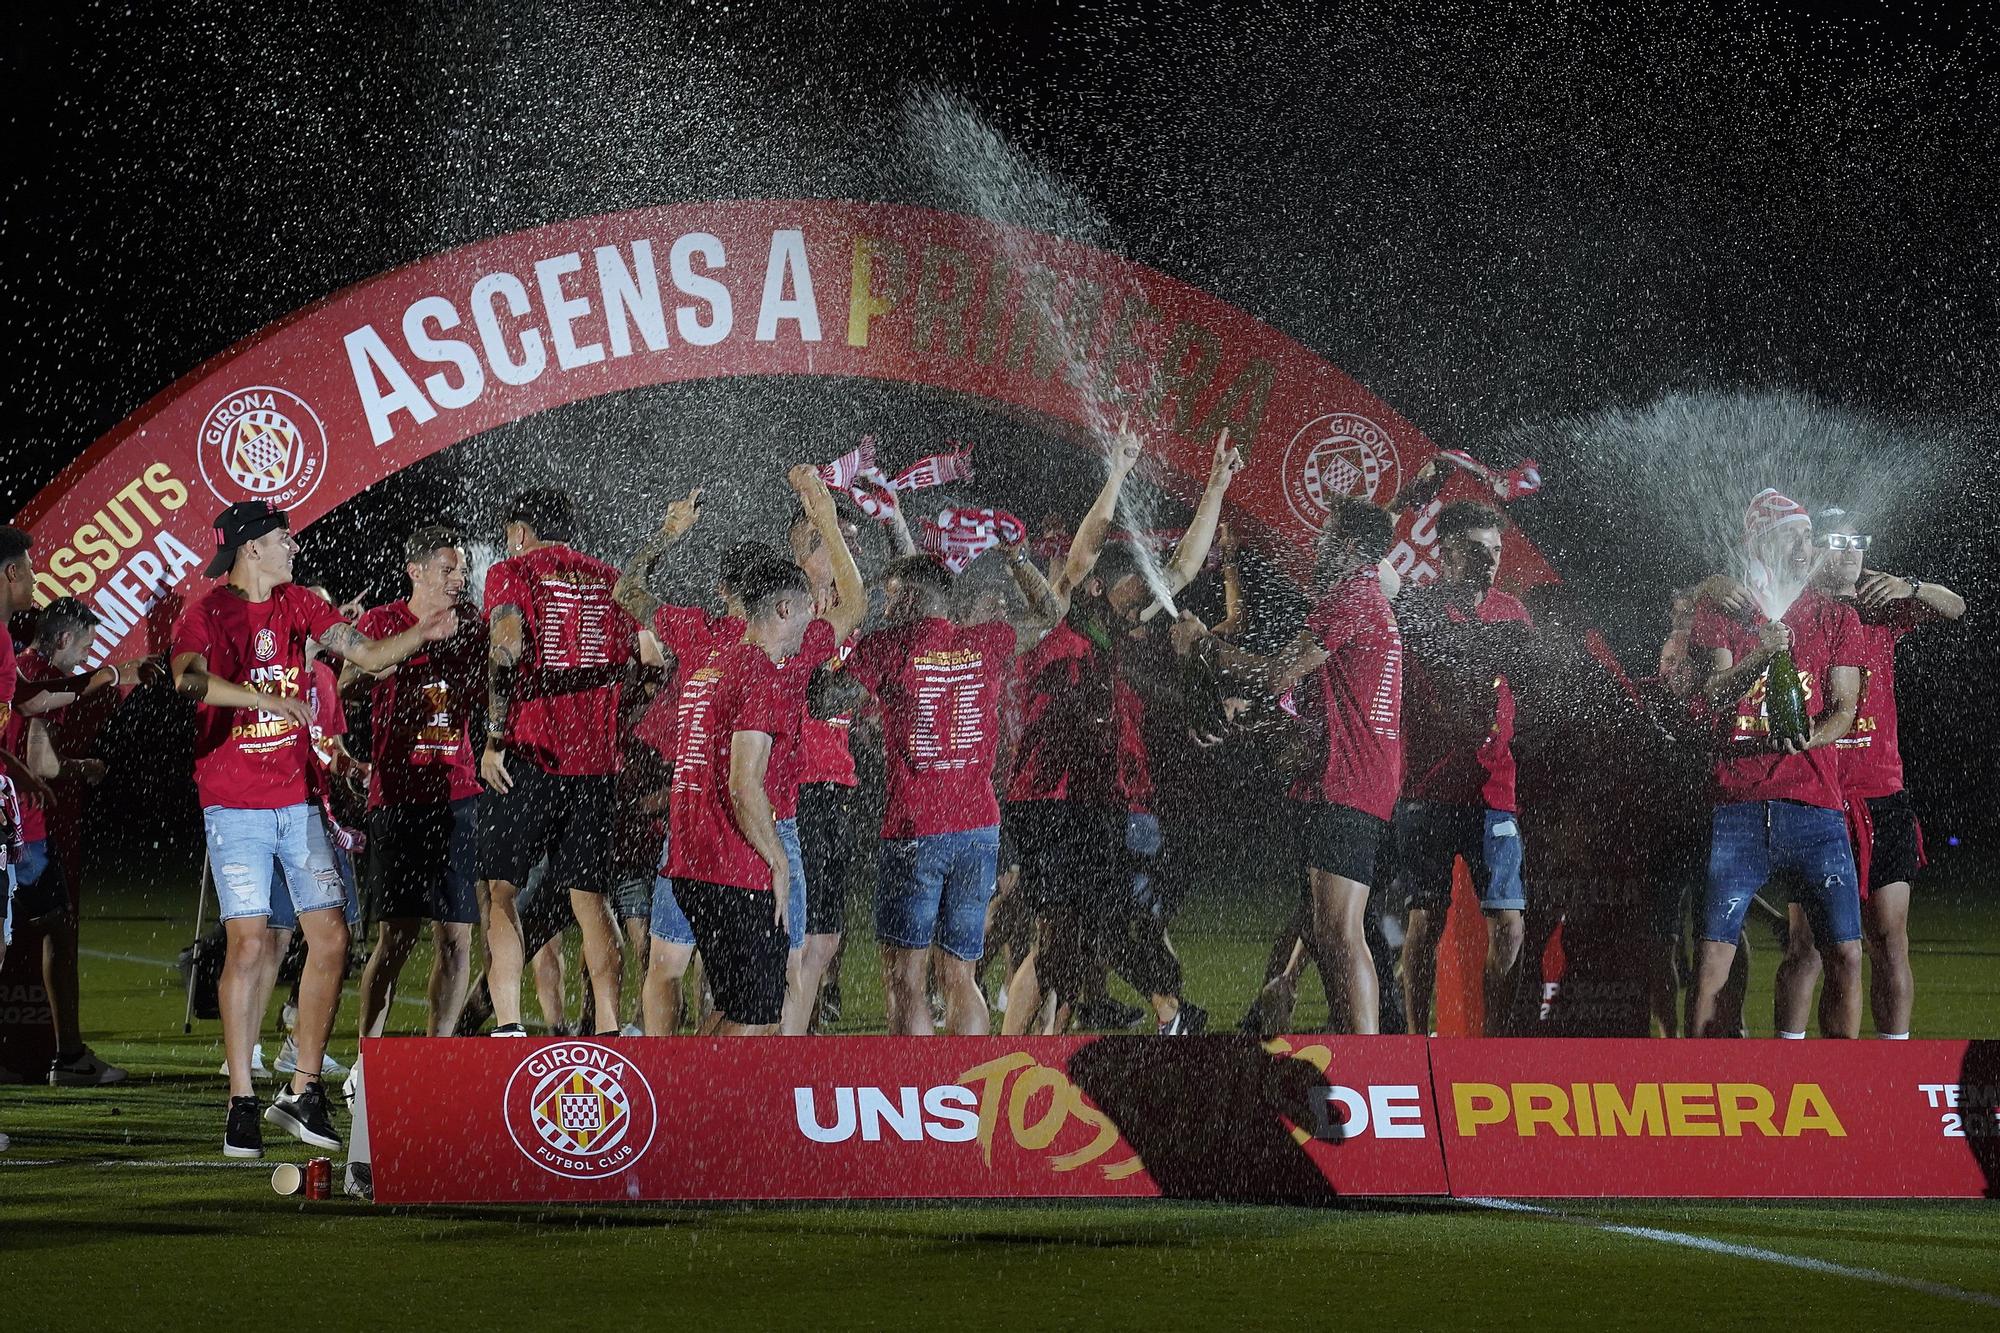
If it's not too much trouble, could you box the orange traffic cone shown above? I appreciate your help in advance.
[1431,858,1486,1037]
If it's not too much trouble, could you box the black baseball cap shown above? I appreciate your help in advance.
[205,500,290,578]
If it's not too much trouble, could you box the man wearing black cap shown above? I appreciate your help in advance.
[172,500,457,1158]
[478,488,642,1037]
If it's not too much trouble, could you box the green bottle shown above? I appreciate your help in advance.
[1765,648,1810,748]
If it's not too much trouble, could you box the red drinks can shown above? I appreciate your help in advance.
[305,1157,332,1200]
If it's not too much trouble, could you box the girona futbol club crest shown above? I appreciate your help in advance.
[503,1042,658,1180]
[196,385,329,512]
[1280,411,1403,534]
[253,628,279,662]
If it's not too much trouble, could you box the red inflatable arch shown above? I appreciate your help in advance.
[14,200,1551,665]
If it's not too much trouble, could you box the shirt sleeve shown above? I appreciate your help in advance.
[354,607,390,641]
[1309,582,1365,654]
[483,560,525,618]
[729,655,791,737]
[1686,600,1730,654]
[313,665,346,736]
[1828,601,1866,670]
[843,629,891,697]
[797,618,839,671]
[291,585,344,643]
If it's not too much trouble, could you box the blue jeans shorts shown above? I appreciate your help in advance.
[1702,800,1861,945]
[651,819,806,951]
[876,825,1001,961]
[204,804,348,924]
[1397,801,1528,914]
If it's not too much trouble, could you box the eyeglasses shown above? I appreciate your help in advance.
[1815,533,1872,551]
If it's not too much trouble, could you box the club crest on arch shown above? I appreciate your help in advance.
[1281,411,1402,533]
[197,385,328,512]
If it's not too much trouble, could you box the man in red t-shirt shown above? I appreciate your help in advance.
[347,525,488,1045]
[172,501,456,1158]
[1772,508,1966,1041]
[478,488,642,1038]
[8,597,152,1087]
[665,557,815,1034]
[1685,490,1865,1039]
[1394,501,1537,1036]
[821,554,1017,1035]
[997,424,1241,1037]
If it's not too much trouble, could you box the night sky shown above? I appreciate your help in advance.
[4,1,1996,835]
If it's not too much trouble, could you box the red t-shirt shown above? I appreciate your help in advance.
[1402,589,1532,811]
[847,617,1016,837]
[1005,622,1121,806]
[354,600,486,808]
[1,638,31,843]
[483,544,637,777]
[635,605,743,760]
[1688,587,1862,811]
[1289,570,1404,821]
[766,619,841,819]
[1834,601,1921,800]
[666,639,793,892]
[172,583,343,810]
[0,634,14,860]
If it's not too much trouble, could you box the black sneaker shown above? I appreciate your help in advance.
[265,1080,342,1151]
[1159,1001,1209,1036]
[1076,997,1146,1031]
[343,1161,373,1201]
[224,1095,264,1158]
[453,976,494,1037]
[490,1022,527,1037]
[820,983,842,1025]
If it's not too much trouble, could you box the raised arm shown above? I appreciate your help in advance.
[1212,523,1246,638]
[1855,570,1966,622]
[788,466,866,643]
[1047,415,1144,614]
[1159,429,1245,595]
[614,487,704,625]
[171,650,314,730]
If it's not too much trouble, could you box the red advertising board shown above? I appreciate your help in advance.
[1428,1038,1995,1198]
[363,1034,1449,1204]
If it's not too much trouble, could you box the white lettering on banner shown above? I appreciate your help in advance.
[345,233,745,444]
[793,1085,982,1144]
[471,270,547,387]
[81,529,203,667]
[756,229,821,342]
[534,252,606,371]
[1312,1084,1428,1140]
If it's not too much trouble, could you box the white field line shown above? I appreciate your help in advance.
[0,1158,271,1169]
[1468,1198,2000,1311]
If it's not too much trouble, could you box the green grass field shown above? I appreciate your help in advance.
[2,861,1995,1325]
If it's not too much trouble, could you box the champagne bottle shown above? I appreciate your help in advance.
[1765,647,1810,748]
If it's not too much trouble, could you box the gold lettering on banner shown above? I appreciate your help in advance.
[847,236,907,348]
[956,1052,1139,1180]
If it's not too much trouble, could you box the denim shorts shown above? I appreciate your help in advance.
[650,820,806,951]
[876,824,1001,961]
[1702,800,1861,945]
[204,804,348,924]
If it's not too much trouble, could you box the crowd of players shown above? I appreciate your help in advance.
[0,424,1964,1172]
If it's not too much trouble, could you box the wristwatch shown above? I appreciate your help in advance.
[1905,577,1923,599]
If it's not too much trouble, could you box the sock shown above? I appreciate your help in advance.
[1778,1030,1807,1040]
[1877,1031,1910,1040]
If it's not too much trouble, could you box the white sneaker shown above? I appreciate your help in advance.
[992,988,1009,1015]
[275,1036,349,1078]
[0,1128,10,1152]
[341,1066,359,1110]
[619,1023,642,1038]
[219,1044,269,1077]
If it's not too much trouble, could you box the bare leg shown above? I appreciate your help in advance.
[1720,933,1751,1036]
[1817,939,1864,1039]
[220,917,272,1097]
[936,952,989,1036]
[1649,936,1681,1037]
[41,913,83,1054]
[792,932,841,1034]
[429,922,473,1037]
[1689,938,1740,1038]
[289,906,349,1093]
[1001,949,1041,1037]
[1773,903,1822,1035]
[570,889,624,1034]
[883,945,933,1036]
[358,919,420,1041]
[530,936,567,1033]
[1482,908,1525,1037]
[620,917,649,1029]
[642,939,694,1036]
[1401,906,1439,1035]
[779,946,812,1036]
[1863,882,1914,1035]
[1309,870,1377,1034]
[485,879,526,1027]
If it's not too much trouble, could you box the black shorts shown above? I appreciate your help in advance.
[799,782,858,937]
[675,877,787,1025]
[1009,800,1126,914]
[1300,801,1387,886]
[477,764,616,892]
[1862,791,1924,892]
[367,797,479,925]
[1394,799,1528,914]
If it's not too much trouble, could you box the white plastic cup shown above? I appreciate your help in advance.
[271,1162,304,1195]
